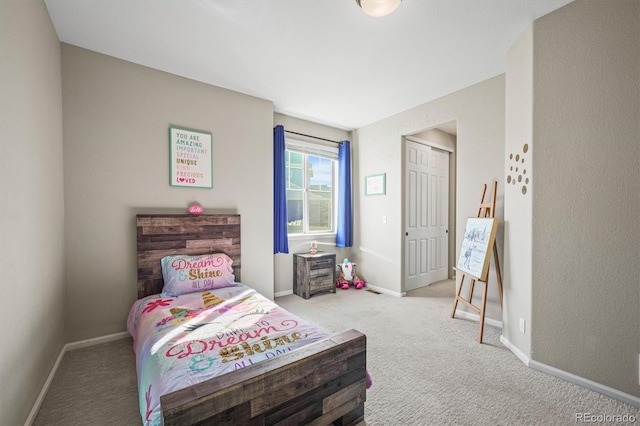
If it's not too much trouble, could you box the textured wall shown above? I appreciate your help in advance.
[503,24,534,357]
[355,75,505,321]
[531,0,640,397]
[62,45,274,342]
[0,1,66,424]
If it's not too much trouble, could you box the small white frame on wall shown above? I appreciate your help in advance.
[365,173,386,196]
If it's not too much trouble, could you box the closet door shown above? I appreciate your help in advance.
[405,139,449,291]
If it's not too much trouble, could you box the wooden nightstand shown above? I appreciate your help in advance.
[293,252,336,299]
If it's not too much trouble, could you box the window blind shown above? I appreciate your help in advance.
[285,138,339,160]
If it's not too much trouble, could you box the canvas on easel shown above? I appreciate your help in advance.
[451,181,503,343]
[456,217,498,281]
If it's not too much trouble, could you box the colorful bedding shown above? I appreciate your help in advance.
[127,283,329,426]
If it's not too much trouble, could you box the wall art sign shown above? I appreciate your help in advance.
[365,173,386,196]
[169,126,213,188]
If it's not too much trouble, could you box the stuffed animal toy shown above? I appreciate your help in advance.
[335,258,365,290]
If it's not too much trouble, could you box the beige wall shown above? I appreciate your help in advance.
[272,114,353,295]
[505,0,640,399]
[62,45,274,342]
[503,25,534,356]
[0,1,66,424]
[530,0,640,397]
[354,75,505,321]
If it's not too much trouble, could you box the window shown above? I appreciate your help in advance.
[285,139,338,235]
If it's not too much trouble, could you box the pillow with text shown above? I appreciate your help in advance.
[161,253,236,296]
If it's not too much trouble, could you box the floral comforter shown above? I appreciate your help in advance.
[127,283,329,426]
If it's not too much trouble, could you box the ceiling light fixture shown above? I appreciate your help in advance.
[356,0,402,17]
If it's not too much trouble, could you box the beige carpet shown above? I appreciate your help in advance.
[33,280,640,425]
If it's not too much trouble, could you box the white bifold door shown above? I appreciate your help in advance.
[404,139,450,291]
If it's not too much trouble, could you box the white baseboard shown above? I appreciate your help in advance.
[454,309,503,329]
[500,335,640,408]
[65,331,130,351]
[529,359,640,408]
[24,343,67,426]
[25,331,130,425]
[275,285,405,298]
[366,283,406,297]
[499,335,530,366]
[274,289,293,298]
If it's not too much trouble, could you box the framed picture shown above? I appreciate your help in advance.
[365,173,386,196]
[456,217,498,281]
[169,126,213,188]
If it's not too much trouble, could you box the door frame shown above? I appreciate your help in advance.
[401,134,456,293]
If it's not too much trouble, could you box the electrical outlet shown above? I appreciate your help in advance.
[382,215,387,224]
[519,318,526,333]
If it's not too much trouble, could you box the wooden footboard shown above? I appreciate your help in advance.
[161,329,367,426]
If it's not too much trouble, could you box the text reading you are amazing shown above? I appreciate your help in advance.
[175,131,203,147]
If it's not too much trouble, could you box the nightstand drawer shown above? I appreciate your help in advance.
[309,267,333,277]
[309,273,334,290]
[310,258,334,270]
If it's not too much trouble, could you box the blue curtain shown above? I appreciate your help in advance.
[336,140,352,247]
[273,125,289,254]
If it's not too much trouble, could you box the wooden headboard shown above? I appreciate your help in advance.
[136,214,241,298]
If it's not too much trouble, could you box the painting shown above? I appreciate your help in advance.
[365,173,386,196]
[456,217,498,281]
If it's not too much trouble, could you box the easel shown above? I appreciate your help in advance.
[450,181,503,343]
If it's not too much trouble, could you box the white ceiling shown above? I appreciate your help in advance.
[44,0,573,131]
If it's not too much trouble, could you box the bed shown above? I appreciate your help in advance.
[129,214,368,425]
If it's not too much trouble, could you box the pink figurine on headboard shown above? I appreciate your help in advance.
[188,203,204,215]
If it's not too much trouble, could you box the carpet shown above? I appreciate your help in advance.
[33,280,640,425]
